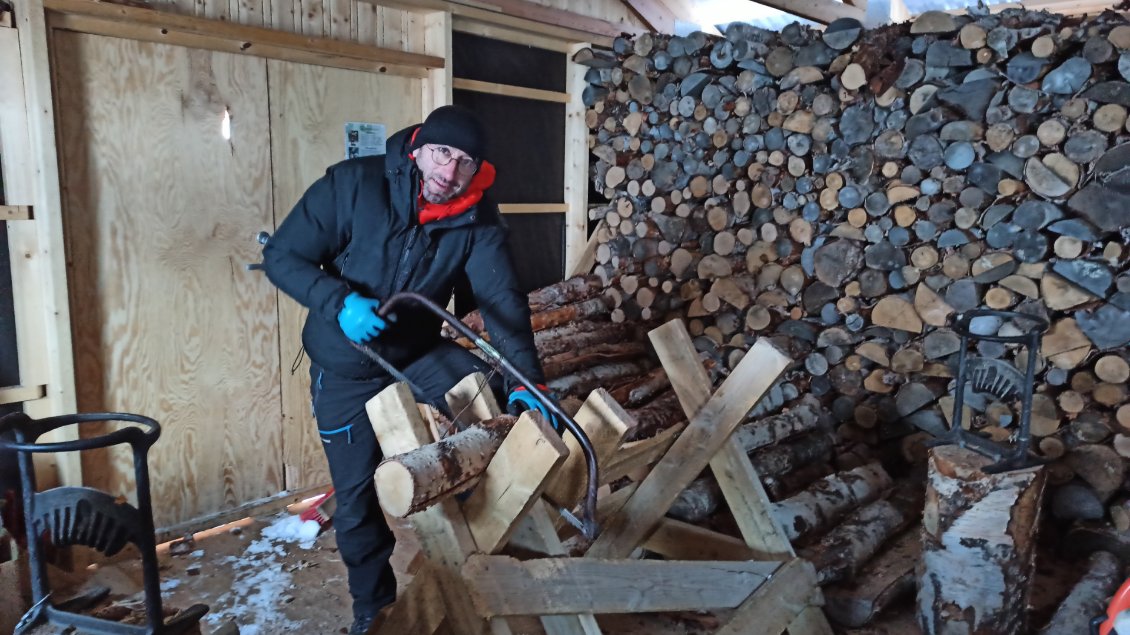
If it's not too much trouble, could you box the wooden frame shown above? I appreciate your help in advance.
[750,0,866,25]
[1,205,32,220]
[371,319,832,634]
[44,0,444,77]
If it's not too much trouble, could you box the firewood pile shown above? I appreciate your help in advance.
[573,5,1130,557]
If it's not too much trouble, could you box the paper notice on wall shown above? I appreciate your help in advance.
[344,122,386,159]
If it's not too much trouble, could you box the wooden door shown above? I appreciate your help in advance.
[54,32,282,527]
[267,60,422,490]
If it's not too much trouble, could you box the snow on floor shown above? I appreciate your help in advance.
[198,514,324,634]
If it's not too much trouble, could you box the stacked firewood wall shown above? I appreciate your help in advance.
[574,8,1130,535]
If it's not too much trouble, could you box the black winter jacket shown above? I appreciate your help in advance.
[262,125,544,386]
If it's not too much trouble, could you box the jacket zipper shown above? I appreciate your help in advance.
[392,225,419,292]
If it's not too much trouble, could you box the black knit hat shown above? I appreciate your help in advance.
[409,105,487,160]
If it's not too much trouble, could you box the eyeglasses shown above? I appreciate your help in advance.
[429,146,479,175]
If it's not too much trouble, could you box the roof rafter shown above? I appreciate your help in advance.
[747,0,865,25]
[621,0,677,33]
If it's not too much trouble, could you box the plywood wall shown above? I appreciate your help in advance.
[268,60,422,491]
[53,31,284,527]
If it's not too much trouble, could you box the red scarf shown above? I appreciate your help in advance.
[408,128,496,224]
[417,161,496,224]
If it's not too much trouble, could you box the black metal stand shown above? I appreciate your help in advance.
[0,412,208,634]
[924,309,1050,474]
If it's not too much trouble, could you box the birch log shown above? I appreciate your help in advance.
[917,445,1048,635]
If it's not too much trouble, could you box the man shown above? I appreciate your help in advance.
[262,105,556,634]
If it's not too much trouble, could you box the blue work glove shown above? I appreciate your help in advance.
[337,292,391,344]
[507,385,563,433]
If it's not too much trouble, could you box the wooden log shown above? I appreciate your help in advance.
[771,463,894,543]
[917,446,1047,635]
[667,475,722,524]
[541,342,648,380]
[823,528,920,628]
[531,297,614,332]
[374,415,517,517]
[547,358,653,398]
[527,275,605,312]
[608,366,670,408]
[623,389,686,441]
[534,321,634,358]
[734,400,828,454]
[801,483,921,585]
[1038,551,1122,635]
[750,432,835,480]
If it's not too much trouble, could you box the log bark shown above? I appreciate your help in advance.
[732,399,828,453]
[608,366,670,408]
[667,476,722,523]
[801,482,922,585]
[824,528,920,628]
[750,432,836,480]
[917,446,1047,635]
[374,415,517,517]
[541,342,648,380]
[1039,551,1122,634]
[771,463,894,543]
[624,390,686,441]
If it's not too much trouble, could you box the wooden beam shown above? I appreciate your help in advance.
[563,42,590,279]
[543,388,631,510]
[650,320,795,557]
[511,501,604,635]
[0,205,32,220]
[586,327,790,559]
[620,0,674,33]
[747,0,865,25]
[445,371,503,427]
[0,9,11,28]
[0,384,46,405]
[600,421,684,485]
[44,0,444,77]
[422,10,452,114]
[716,559,822,635]
[453,77,569,103]
[643,519,766,561]
[369,0,631,44]
[453,18,576,53]
[12,0,82,489]
[497,203,568,214]
[464,555,780,616]
[462,411,569,553]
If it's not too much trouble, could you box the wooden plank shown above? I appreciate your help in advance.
[0,27,33,201]
[367,0,618,46]
[643,519,768,561]
[1,9,12,27]
[12,0,81,490]
[600,421,684,485]
[0,384,46,405]
[453,77,569,103]
[649,319,795,556]
[746,0,865,25]
[563,42,589,279]
[0,205,31,220]
[421,10,451,115]
[498,203,568,214]
[376,560,448,635]
[44,0,444,75]
[54,32,282,525]
[368,383,480,563]
[716,559,821,635]
[368,383,496,635]
[445,371,502,426]
[453,17,574,53]
[586,325,790,559]
[567,216,603,278]
[787,607,836,635]
[464,555,780,616]
[463,411,569,553]
[619,0,673,33]
[49,11,431,77]
[268,58,421,491]
[373,0,647,37]
[543,388,631,509]
[512,501,604,635]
